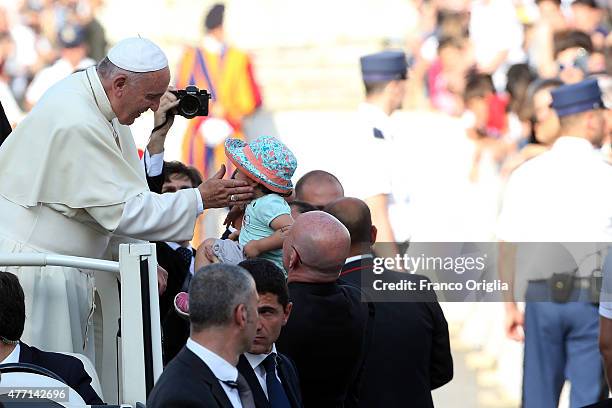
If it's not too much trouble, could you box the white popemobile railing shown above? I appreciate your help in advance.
[0,243,162,407]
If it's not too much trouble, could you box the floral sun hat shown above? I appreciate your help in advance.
[224,136,297,193]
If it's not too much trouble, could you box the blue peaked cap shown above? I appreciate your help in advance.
[360,50,407,82]
[551,78,605,117]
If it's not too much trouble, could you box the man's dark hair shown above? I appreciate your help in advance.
[553,30,593,58]
[189,264,254,332]
[463,71,495,103]
[238,259,289,308]
[289,200,317,215]
[324,198,372,246]
[363,80,391,96]
[535,0,561,5]
[295,170,344,199]
[164,161,203,187]
[0,272,25,342]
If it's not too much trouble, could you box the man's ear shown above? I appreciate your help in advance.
[112,74,128,96]
[235,304,247,328]
[370,225,378,245]
[282,302,293,325]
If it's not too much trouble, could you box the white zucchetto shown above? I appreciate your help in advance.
[107,37,168,73]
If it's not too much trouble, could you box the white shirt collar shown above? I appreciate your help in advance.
[552,136,598,153]
[345,254,373,265]
[0,343,20,365]
[186,338,238,382]
[203,35,224,54]
[244,343,277,370]
[166,242,193,252]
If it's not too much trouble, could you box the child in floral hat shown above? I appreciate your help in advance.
[174,135,297,316]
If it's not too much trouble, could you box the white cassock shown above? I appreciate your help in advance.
[0,65,202,356]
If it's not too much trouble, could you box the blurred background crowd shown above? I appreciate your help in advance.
[0,0,611,406]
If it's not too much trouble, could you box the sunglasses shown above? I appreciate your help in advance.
[557,48,589,73]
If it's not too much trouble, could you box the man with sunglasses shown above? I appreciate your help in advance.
[276,211,371,408]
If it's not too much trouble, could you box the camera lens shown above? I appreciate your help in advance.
[180,95,200,118]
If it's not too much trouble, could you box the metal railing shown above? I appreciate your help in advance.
[0,243,162,407]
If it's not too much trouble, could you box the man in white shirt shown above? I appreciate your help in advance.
[498,78,611,407]
[147,263,259,408]
[236,258,303,408]
[0,37,253,357]
[342,51,408,259]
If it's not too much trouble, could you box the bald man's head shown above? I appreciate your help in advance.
[325,197,374,246]
[294,170,344,209]
[283,211,350,281]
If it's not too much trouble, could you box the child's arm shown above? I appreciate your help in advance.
[243,214,293,258]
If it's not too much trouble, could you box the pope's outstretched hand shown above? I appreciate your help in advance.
[198,164,254,208]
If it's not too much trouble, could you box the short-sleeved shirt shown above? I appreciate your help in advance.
[239,193,291,271]
[496,136,612,295]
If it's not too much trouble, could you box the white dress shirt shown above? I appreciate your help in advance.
[186,338,243,408]
[0,343,20,365]
[344,254,373,265]
[142,149,204,214]
[497,136,612,300]
[243,344,283,399]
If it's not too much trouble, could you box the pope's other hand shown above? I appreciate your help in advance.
[198,165,254,208]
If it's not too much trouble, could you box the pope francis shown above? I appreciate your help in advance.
[0,38,253,356]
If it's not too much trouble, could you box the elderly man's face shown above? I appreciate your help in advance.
[115,68,170,125]
[250,292,291,355]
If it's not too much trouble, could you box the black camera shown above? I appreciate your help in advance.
[170,85,211,119]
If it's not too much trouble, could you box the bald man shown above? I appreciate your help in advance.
[276,211,371,408]
[294,170,344,209]
[325,198,453,408]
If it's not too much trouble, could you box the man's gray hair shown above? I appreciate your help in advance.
[189,263,255,332]
[97,57,143,84]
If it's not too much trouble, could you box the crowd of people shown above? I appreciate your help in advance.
[0,0,611,407]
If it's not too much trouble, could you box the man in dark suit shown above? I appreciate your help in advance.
[237,259,303,408]
[276,211,370,408]
[325,198,453,408]
[145,159,202,364]
[147,263,259,408]
[0,271,103,405]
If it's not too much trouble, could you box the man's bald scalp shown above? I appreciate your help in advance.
[290,211,350,275]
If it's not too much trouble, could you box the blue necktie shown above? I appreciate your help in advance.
[262,353,291,408]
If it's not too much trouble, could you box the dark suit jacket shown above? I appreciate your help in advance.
[237,352,303,408]
[157,242,192,364]
[338,257,454,408]
[147,347,234,408]
[18,342,103,405]
[276,282,370,408]
[146,165,192,365]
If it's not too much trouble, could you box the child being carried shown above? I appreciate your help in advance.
[174,135,297,316]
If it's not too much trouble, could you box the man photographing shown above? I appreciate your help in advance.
[0,37,254,357]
